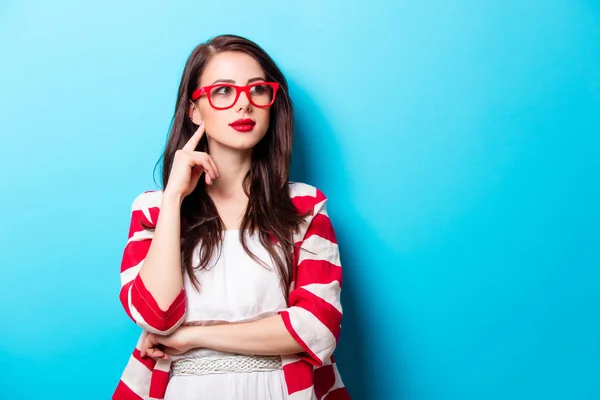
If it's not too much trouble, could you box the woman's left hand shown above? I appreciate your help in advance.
[141,326,197,359]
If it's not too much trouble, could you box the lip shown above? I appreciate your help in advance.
[229,118,256,127]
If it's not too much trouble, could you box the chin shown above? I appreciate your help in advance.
[223,136,262,151]
[232,131,267,149]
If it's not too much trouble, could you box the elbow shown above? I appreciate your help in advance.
[137,317,185,336]
[279,307,341,367]
[120,275,187,335]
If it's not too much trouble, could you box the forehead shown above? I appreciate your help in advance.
[199,51,265,85]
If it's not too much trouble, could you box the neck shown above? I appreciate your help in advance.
[205,140,252,199]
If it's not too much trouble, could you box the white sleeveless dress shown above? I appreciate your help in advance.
[163,229,289,400]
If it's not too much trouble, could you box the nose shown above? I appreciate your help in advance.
[235,88,251,111]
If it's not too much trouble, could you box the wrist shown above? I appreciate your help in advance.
[185,326,205,349]
[162,190,183,207]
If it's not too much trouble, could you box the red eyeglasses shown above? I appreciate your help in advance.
[191,82,280,110]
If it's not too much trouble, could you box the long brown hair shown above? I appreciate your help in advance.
[148,34,311,297]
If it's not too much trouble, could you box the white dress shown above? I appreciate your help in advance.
[164,229,289,400]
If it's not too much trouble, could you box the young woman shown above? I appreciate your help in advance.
[113,34,350,400]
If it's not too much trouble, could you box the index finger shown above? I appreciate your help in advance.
[182,120,205,151]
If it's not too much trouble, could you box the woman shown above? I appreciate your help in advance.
[113,34,350,400]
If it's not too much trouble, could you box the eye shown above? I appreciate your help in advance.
[250,84,268,94]
[212,86,233,96]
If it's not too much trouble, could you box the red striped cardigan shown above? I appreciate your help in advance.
[113,182,350,400]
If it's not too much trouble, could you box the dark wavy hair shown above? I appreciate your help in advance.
[147,34,311,297]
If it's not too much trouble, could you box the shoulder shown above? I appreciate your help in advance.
[288,181,329,214]
[131,190,163,211]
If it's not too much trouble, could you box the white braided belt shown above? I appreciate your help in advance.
[171,355,282,376]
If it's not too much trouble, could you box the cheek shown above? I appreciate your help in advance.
[199,107,227,135]
[257,110,271,133]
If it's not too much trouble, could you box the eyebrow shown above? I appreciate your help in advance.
[210,77,266,85]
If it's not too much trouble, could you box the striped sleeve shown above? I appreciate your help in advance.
[118,191,186,335]
[280,189,343,367]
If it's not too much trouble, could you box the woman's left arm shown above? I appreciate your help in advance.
[185,315,304,355]
[150,315,303,359]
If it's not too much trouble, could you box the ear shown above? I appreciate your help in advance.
[188,101,204,125]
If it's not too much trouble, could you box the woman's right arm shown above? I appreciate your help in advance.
[118,191,187,336]
[118,121,219,336]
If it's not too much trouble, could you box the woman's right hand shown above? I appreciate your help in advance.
[140,330,170,361]
[164,121,220,200]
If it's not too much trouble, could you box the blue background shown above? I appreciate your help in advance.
[1,1,599,399]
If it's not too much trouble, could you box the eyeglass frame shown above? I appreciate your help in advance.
[190,82,280,110]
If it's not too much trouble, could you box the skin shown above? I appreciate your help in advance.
[140,51,303,361]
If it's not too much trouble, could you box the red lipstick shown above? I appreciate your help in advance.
[229,118,256,132]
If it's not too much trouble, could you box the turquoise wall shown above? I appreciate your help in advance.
[1,1,598,399]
